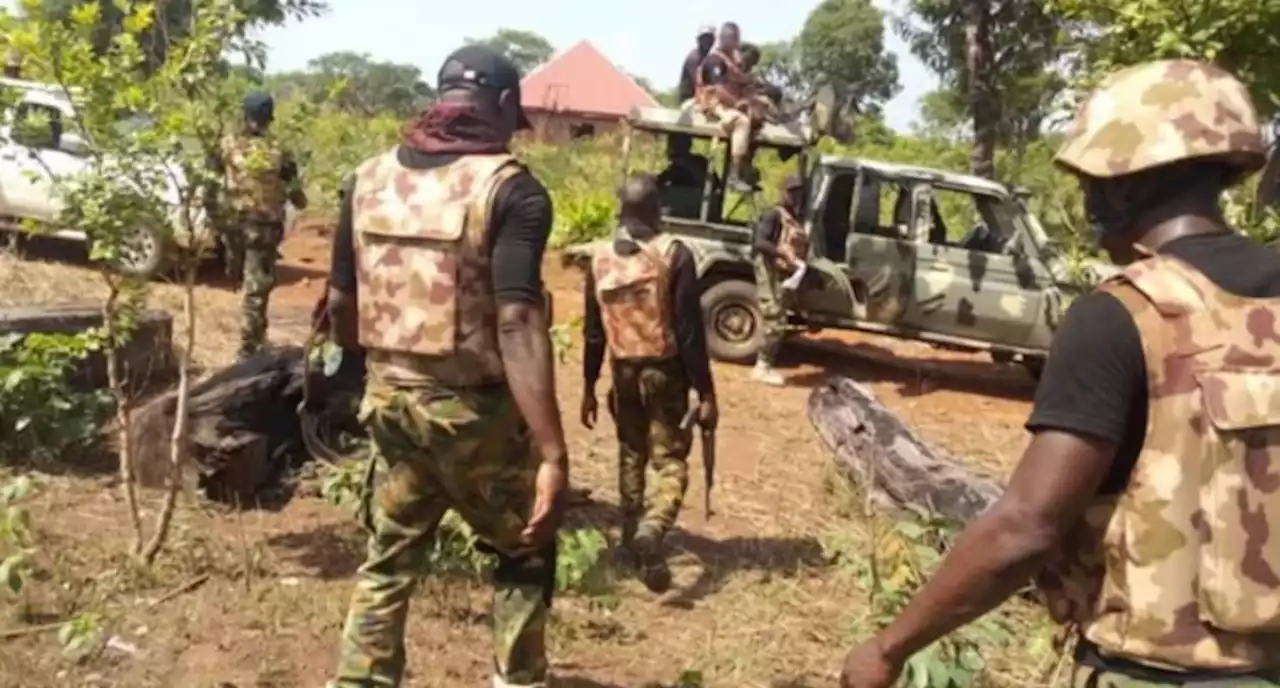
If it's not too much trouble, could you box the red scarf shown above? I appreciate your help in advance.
[401,102,509,155]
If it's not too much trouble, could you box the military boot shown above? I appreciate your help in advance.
[630,530,672,594]
[751,359,785,387]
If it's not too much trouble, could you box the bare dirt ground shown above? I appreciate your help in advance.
[0,219,1051,688]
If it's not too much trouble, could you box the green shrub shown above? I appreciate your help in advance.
[0,332,112,465]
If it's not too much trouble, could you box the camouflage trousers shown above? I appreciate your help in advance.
[329,380,553,688]
[607,357,693,546]
[753,255,792,366]
[229,218,282,359]
[1071,665,1280,687]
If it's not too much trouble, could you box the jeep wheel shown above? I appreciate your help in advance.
[114,226,166,278]
[701,279,762,364]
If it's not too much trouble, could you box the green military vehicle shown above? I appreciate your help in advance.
[564,101,1113,379]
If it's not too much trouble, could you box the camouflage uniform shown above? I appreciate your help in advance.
[590,234,693,572]
[219,131,292,359]
[753,205,807,383]
[330,149,554,688]
[1034,60,1280,685]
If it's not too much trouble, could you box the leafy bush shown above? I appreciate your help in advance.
[0,333,112,465]
[0,474,39,596]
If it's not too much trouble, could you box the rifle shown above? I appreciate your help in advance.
[681,402,716,520]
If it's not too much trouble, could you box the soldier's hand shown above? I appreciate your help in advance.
[839,639,901,688]
[520,458,567,550]
[580,394,598,429]
[697,395,718,431]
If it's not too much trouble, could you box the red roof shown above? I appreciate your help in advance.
[520,40,658,118]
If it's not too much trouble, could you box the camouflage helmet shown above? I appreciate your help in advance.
[1053,59,1267,179]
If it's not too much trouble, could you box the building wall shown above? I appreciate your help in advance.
[525,111,623,143]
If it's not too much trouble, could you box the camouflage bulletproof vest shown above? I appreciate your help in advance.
[1035,254,1280,672]
[776,207,808,271]
[350,149,523,387]
[220,133,287,222]
[591,233,680,361]
[694,48,747,111]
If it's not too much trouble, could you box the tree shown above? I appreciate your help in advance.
[272,52,433,117]
[795,0,901,113]
[465,28,553,75]
[1049,0,1280,114]
[895,0,1067,178]
[25,0,327,76]
[756,41,810,103]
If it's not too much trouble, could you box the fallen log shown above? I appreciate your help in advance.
[807,376,1003,525]
[129,345,365,505]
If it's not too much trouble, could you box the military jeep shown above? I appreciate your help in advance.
[565,103,1113,379]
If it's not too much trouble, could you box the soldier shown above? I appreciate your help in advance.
[693,22,756,191]
[838,59,1280,688]
[323,45,569,688]
[669,25,718,162]
[214,91,307,359]
[580,173,717,593]
[750,174,807,387]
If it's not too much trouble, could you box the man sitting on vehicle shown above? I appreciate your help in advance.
[669,25,718,161]
[693,22,759,192]
[738,43,784,114]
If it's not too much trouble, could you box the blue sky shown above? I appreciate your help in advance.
[252,0,935,130]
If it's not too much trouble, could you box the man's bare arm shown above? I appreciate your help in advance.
[873,430,1116,664]
[498,302,568,466]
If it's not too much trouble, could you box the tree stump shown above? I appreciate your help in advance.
[807,376,1003,525]
[0,303,176,394]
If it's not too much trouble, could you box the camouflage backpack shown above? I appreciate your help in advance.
[591,232,680,361]
[350,149,523,387]
[220,133,288,222]
[1037,255,1280,671]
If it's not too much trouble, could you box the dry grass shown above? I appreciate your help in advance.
[0,240,1060,687]
[0,241,312,369]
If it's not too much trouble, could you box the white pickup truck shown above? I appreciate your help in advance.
[0,77,293,277]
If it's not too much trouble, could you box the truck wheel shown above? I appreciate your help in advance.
[701,278,762,364]
[113,226,167,278]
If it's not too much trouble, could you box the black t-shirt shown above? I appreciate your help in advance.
[754,207,784,247]
[1026,231,1280,494]
[329,146,553,306]
[699,52,732,87]
[679,49,705,102]
[582,235,714,397]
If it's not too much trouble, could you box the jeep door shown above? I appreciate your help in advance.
[900,186,1052,348]
[789,166,858,320]
[839,169,918,325]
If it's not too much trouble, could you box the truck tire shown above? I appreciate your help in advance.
[701,278,763,364]
[113,226,167,278]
